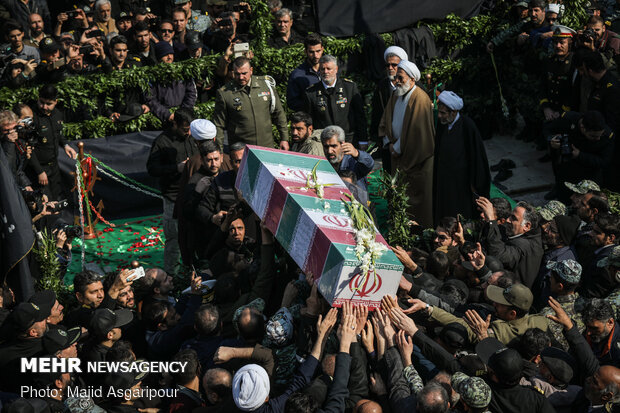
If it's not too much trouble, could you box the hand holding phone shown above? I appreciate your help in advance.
[126,266,145,282]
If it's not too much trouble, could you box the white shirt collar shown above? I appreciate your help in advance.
[322,78,337,89]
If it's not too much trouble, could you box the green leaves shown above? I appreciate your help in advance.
[378,169,415,249]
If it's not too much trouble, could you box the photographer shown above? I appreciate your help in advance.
[544,110,614,202]
[0,110,32,190]
[52,221,80,277]
[35,37,71,84]
[580,16,620,60]
[27,84,77,201]
[53,8,89,38]
[0,57,37,88]
[205,11,249,54]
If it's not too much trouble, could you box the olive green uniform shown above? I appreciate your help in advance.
[213,75,288,149]
[430,306,550,345]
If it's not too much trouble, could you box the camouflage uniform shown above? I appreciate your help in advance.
[540,293,586,350]
[452,372,492,411]
[537,200,567,222]
[264,307,298,388]
[564,179,600,195]
[187,9,211,33]
[601,247,620,318]
[540,260,585,350]
[403,365,424,395]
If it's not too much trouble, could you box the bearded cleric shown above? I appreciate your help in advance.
[433,90,491,223]
[379,60,435,227]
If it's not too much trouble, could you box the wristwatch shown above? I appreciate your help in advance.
[425,303,433,316]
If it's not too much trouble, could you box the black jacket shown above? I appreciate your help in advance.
[1,140,31,188]
[485,221,544,288]
[488,380,556,413]
[146,130,199,202]
[544,111,615,185]
[303,77,367,144]
[579,244,617,298]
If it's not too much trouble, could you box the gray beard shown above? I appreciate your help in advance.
[395,83,411,96]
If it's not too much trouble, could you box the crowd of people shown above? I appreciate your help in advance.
[2,0,620,412]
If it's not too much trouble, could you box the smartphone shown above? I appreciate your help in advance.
[66,10,78,18]
[79,45,94,54]
[126,266,145,282]
[52,57,66,69]
[233,42,249,58]
[86,29,104,38]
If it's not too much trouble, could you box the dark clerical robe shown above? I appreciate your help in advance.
[433,113,490,223]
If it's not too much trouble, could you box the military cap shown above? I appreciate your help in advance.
[514,1,528,8]
[118,11,132,21]
[537,200,567,221]
[451,372,492,408]
[546,259,582,284]
[28,290,56,318]
[39,37,61,55]
[552,25,577,38]
[89,308,133,337]
[540,347,575,385]
[564,179,600,194]
[598,245,620,268]
[265,307,294,346]
[174,0,189,4]
[486,283,533,311]
[43,326,81,355]
[12,302,48,333]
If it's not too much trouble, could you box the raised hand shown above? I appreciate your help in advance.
[360,320,375,354]
[353,304,368,335]
[395,329,414,366]
[464,309,491,340]
[390,306,418,336]
[546,297,573,330]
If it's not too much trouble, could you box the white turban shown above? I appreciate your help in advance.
[190,119,216,141]
[232,364,270,411]
[397,60,421,82]
[383,46,408,63]
[546,3,560,14]
[438,91,464,111]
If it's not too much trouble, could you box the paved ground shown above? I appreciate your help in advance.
[484,134,554,207]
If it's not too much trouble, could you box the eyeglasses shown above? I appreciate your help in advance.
[160,29,174,33]
[385,63,398,68]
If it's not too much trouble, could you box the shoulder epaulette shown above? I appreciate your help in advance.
[343,78,354,83]
[264,75,276,87]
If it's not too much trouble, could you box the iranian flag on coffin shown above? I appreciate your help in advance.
[235,145,403,309]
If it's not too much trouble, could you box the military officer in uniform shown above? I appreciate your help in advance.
[174,0,211,33]
[540,26,577,122]
[212,56,289,150]
[27,84,77,201]
[303,55,367,146]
